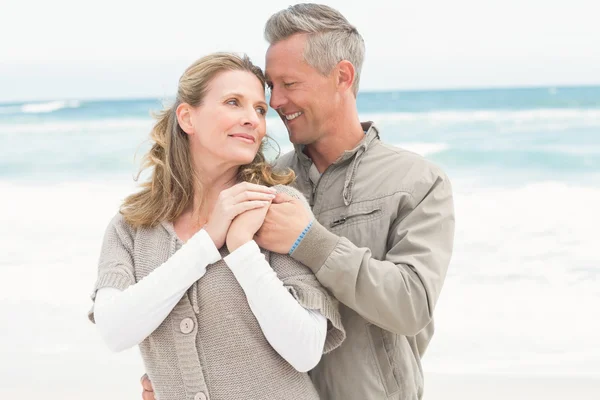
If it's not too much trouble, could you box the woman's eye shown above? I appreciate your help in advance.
[256,107,267,116]
[226,99,239,106]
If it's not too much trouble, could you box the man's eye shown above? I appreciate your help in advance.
[283,82,295,88]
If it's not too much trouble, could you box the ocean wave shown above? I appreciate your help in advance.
[0,100,82,115]
[394,142,450,156]
[0,105,22,115]
[429,147,600,171]
[0,118,153,135]
[21,100,81,114]
[360,108,600,124]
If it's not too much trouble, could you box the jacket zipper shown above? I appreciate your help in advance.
[310,165,331,207]
[331,208,382,228]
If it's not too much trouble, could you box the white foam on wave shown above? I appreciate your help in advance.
[0,117,153,135]
[394,142,449,156]
[360,108,600,125]
[20,100,81,114]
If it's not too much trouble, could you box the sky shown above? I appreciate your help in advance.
[1,0,598,102]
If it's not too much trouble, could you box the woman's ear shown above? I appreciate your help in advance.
[176,103,194,135]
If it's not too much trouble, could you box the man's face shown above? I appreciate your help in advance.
[265,33,338,146]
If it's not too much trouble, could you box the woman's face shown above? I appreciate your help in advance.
[185,70,268,170]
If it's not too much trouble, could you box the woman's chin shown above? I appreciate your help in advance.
[226,152,259,167]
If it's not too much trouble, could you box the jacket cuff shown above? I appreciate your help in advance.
[290,220,339,274]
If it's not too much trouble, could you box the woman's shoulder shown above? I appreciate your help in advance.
[100,212,137,245]
[102,212,172,255]
[106,212,135,232]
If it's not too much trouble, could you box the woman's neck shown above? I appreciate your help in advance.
[189,163,240,220]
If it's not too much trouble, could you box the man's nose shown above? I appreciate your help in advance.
[269,86,287,111]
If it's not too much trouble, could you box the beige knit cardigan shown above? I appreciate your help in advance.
[89,185,345,400]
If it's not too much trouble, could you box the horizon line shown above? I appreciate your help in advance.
[2,83,599,105]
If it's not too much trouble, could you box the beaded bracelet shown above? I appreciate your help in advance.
[289,220,314,255]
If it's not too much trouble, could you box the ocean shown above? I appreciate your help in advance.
[1,86,599,395]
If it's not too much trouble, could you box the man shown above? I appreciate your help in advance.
[142,4,454,399]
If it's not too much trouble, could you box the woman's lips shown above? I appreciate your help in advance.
[229,133,256,143]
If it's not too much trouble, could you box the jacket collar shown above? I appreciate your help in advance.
[293,122,380,205]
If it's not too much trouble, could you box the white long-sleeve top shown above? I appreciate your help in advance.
[93,229,327,372]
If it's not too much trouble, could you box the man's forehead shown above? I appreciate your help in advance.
[267,34,306,56]
[265,39,306,77]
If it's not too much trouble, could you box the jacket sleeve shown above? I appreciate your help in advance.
[290,173,455,336]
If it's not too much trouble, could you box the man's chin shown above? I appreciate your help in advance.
[287,130,309,145]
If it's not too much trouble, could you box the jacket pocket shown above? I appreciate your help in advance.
[330,207,382,228]
[367,323,400,397]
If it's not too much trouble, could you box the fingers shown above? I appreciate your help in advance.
[232,190,276,204]
[141,373,154,400]
[142,390,155,400]
[227,182,277,196]
[232,200,271,216]
[141,373,153,392]
[271,192,295,204]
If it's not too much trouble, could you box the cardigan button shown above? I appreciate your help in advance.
[194,392,207,400]
[180,317,194,334]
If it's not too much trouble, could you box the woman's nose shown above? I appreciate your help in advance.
[242,107,260,128]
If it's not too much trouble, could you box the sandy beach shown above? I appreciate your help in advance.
[2,87,600,399]
[2,363,599,400]
[426,373,600,400]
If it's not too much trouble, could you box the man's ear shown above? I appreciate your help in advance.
[336,60,356,94]
[176,103,194,135]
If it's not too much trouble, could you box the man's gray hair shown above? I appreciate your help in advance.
[264,3,365,96]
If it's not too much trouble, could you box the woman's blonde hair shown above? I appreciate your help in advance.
[121,52,294,228]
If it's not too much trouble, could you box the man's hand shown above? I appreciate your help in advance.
[141,373,155,400]
[255,193,312,254]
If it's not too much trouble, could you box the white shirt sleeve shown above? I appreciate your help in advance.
[93,229,221,352]
[224,240,327,372]
[94,232,327,372]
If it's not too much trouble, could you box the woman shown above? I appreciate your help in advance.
[88,53,344,400]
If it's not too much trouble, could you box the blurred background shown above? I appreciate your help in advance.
[1,0,599,399]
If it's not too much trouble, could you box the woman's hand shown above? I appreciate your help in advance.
[204,182,276,248]
[226,201,271,252]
